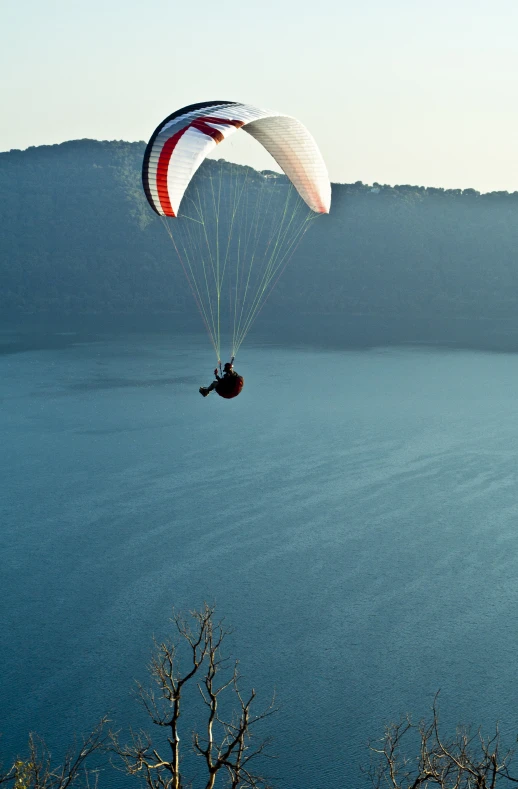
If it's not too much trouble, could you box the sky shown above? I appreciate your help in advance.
[1,0,517,192]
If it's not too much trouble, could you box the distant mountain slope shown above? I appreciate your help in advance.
[1,139,518,327]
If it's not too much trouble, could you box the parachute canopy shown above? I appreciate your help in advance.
[141,100,331,361]
[142,100,331,217]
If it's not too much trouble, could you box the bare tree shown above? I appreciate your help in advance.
[368,694,518,788]
[0,717,109,789]
[111,603,276,789]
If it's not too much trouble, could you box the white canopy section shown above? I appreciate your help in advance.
[142,101,331,217]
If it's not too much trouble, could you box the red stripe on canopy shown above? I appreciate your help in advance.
[155,127,189,216]
[191,117,244,141]
[155,117,245,216]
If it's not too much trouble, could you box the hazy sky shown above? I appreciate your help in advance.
[2,0,517,191]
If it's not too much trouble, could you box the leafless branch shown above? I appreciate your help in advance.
[111,604,276,789]
[368,695,518,789]
[1,718,109,789]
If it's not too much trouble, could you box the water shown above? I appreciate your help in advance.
[2,322,518,788]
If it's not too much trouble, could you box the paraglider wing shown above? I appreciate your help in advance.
[243,115,330,214]
[141,100,331,362]
[142,100,331,217]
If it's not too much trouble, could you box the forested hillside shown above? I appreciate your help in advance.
[1,139,518,329]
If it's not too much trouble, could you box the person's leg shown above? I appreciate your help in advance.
[199,380,217,396]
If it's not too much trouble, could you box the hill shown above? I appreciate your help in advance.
[2,139,518,348]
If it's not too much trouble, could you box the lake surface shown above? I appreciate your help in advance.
[2,321,518,788]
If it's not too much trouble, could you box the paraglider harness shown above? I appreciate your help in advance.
[199,357,244,399]
[213,358,244,399]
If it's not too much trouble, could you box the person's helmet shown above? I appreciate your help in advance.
[223,362,233,371]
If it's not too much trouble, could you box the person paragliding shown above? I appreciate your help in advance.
[141,100,331,400]
[199,359,244,399]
